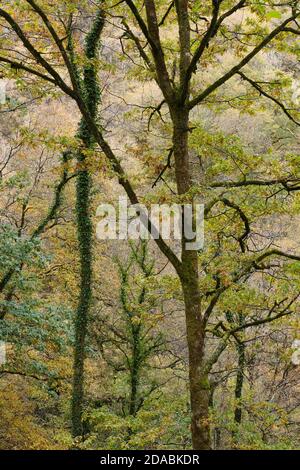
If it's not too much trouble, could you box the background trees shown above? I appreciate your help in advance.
[0,0,299,450]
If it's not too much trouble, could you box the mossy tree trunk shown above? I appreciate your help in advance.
[71,11,104,438]
[171,107,211,449]
[128,323,141,416]
[234,340,245,426]
[232,313,246,444]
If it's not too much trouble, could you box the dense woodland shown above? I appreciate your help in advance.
[0,0,300,450]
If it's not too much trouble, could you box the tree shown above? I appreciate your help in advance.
[69,8,104,438]
[96,241,175,417]
[0,1,105,437]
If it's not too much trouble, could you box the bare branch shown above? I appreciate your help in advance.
[0,56,56,84]
[210,177,300,189]
[180,0,220,102]
[238,71,300,126]
[0,7,76,99]
[188,13,299,109]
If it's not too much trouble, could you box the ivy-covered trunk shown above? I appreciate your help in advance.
[71,12,104,438]
[72,164,93,437]
[129,325,141,416]
[172,108,211,450]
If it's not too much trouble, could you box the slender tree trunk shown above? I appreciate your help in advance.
[231,339,245,447]
[209,384,221,450]
[172,107,211,449]
[182,271,210,450]
[234,339,245,426]
[129,328,140,416]
[226,312,245,445]
[71,11,104,437]
[232,315,246,445]
[72,166,92,437]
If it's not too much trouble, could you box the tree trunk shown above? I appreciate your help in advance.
[234,339,245,426]
[232,316,246,446]
[71,11,104,437]
[72,166,92,437]
[172,107,211,449]
[129,325,140,416]
[182,267,211,450]
[226,312,245,445]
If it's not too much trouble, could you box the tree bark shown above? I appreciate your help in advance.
[226,312,245,444]
[234,339,245,426]
[232,314,246,445]
[72,166,92,437]
[172,107,211,449]
[182,278,211,450]
[129,328,140,416]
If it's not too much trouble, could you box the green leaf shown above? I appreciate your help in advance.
[266,11,282,20]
